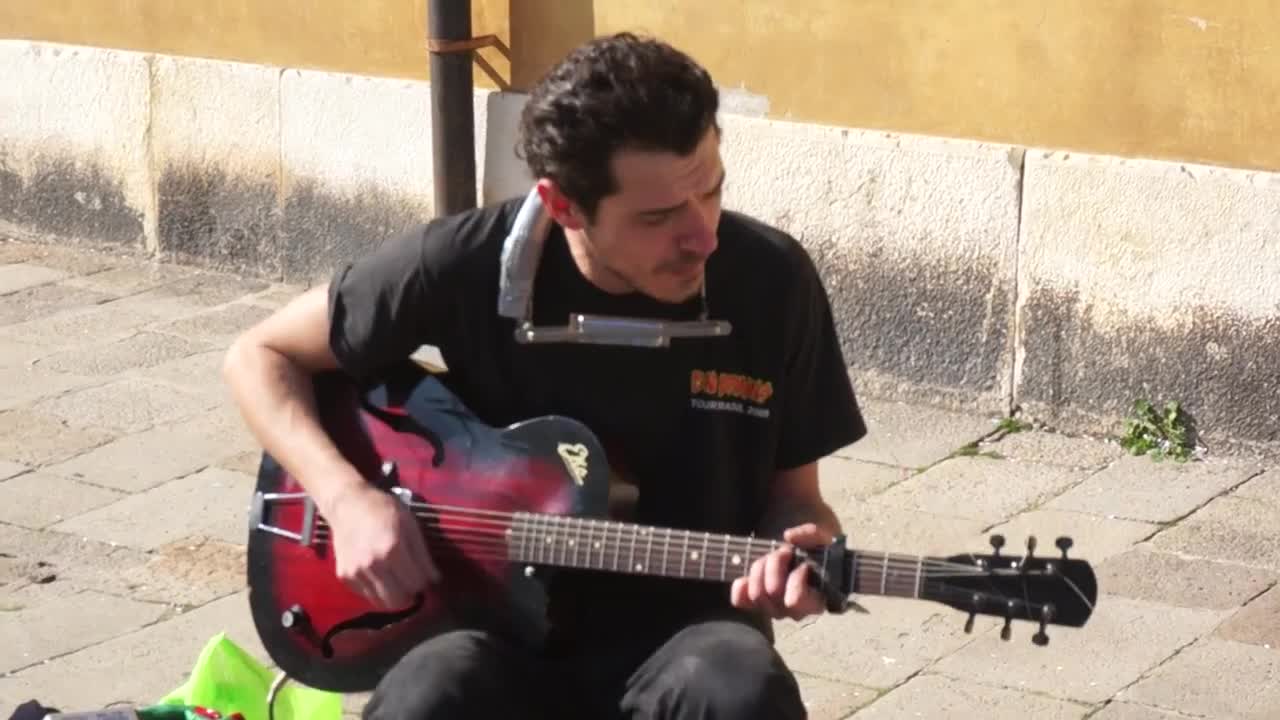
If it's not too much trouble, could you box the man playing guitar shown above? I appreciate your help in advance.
[224,32,867,720]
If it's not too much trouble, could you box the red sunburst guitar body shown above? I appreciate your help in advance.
[246,363,1098,693]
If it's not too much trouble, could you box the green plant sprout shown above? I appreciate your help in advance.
[1119,398,1194,462]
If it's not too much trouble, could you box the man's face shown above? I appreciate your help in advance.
[547,126,725,304]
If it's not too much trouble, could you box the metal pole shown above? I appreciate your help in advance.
[427,0,478,216]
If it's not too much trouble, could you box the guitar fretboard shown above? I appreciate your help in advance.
[506,512,928,600]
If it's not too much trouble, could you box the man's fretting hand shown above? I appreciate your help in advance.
[729,522,831,621]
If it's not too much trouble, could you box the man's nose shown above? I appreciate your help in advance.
[678,203,719,256]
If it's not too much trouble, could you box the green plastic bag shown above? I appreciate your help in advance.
[155,633,342,720]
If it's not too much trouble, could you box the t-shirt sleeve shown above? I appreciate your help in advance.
[774,242,868,470]
[326,221,463,383]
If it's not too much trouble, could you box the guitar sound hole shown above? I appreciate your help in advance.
[319,594,425,658]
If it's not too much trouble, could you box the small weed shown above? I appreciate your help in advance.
[1119,398,1195,462]
[996,416,1033,435]
[951,441,1004,460]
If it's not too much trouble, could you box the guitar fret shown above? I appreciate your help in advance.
[914,556,922,598]
[701,533,710,579]
[680,530,690,578]
[663,527,672,577]
[880,553,888,595]
[642,527,652,573]
[612,521,621,571]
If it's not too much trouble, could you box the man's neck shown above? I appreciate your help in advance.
[563,227,635,295]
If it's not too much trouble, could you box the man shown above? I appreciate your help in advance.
[224,32,866,719]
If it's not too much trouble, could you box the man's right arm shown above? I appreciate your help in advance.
[222,282,439,608]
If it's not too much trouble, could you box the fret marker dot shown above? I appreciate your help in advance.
[731,554,742,565]
[545,537,552,544]
[567,539,575,546]
[635,563,643,571]
[691,551,700,560]
[593,542,601,549]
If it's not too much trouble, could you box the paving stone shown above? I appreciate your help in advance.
[242,283,305,310]
[837,503,991,558]
[0,302,165,350]
[795,674,879,719]
[0,339,52,367]
[215,450,262,476]
[1213,583,1280,649]
[850,673,1092,718]
[2,590,268,710]
[1118,637,1280,719]
[834,398,999,469]
[49,467,255,550]
[0,586,166,673]
[0,282,115,327]
[979,428,1126,470]
[776,593,1000,688]
[819,456,913,515]
[1044,455,1263,523]
[0,408,115,467]
[1089,701,1202,719]
[152,302,273,346]
[0,471,125,529]
[867,456,1087,525]
[930,595,1226,704]
[0,241,124,274]
[60,260,196,296]
[42,408,255,492]
[1233,469,1280,504]
[0,522,122,594]
[127,269,270,308]
[33,331,215,377]
[129,348,229,402]
[0,263,69,294]
[982,509,1158,565]
[1095,546,1277,611]
[32,376,215,435]
[0,364,96,411]
[0,461,27,480]
[1150,496,1280,570]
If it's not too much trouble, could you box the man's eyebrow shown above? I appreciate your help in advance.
[636,169,727,217]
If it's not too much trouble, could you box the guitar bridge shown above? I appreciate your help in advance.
[250,490,318,546]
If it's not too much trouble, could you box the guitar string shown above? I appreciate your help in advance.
[305,521,990,578]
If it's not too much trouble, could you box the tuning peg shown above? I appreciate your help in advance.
[1026,535,1037,556]
[989,533,1005,556]
[1033,604,1055,646]
[1000,617,1012,641]
[1055,536,1073,559]
[964,612,975,634]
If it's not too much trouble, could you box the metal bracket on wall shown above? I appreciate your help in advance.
[426,34,500,54]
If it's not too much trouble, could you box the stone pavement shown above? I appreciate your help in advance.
[0,237,1276,719]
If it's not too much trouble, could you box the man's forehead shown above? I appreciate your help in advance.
[611,144,723,205]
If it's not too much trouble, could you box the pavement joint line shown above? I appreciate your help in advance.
[1140,468,1275,542]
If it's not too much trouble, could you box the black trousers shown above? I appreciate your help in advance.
[361,611,807,720]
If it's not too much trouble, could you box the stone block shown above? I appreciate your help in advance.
[0,263,68,294]
[128,348,231,404]
[0,301,164,350]
[1096,546,1276,612]
[721,118,1023,412]
[1015,149,1280,454]
[868,456,1086,526]
[32,331,215,376]
[1150,496,1280,570]
[152,302,273,347]
[114,269,270,313]
[837,503,991,559]
[818,456,912,515]
[982,509,1157,564]
[0,522,120,593]
[1214,584,1280,649]
[49,467,255,550]
[980,428,1126,470]
[279,69,487,283]
[60,260,195,296]
[1044,454,1262,523]
[777,593,1000,688]
[0,240,123,275]
[2,591,268,709]
[0,282,116,327]
[930,595,1226,704]
[1118,637,1280,719]
[242,282,306,310]
[43,407,254,492]
[32,376,215,435]
[834,398,999,469]
[0,339,51,367]
[0,586,166,674]
[1233,469,1280,504]
[851,673,1092,718]
[0,407,115,467]
[0,460,26,479]
[0,471,124,529]
[0,364,96,411]
[151,53,283,276]
[795,674,878,719]
[0,41,152,249]
[1089,702,1199,720]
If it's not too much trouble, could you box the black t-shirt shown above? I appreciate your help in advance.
[327,196,867,640]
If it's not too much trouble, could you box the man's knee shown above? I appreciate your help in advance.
[362,629,527,719]
[625,620,805,719]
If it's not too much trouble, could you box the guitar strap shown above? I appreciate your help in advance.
[496,187,733,348]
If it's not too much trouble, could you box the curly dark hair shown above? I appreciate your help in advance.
[516,32,721,220]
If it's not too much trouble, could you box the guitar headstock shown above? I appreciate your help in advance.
[923,534,1097,645]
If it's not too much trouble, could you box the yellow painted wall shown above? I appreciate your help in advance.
[4,1,1277,171]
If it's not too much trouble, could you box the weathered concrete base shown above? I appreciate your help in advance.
[4,39,1280,456]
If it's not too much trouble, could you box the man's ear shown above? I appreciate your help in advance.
[535,179,586,231]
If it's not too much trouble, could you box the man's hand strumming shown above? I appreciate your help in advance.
[325,483,441,609]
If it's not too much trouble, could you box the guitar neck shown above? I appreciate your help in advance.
[508,512,930,601]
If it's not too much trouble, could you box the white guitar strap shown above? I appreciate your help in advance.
[495,187,732,348]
